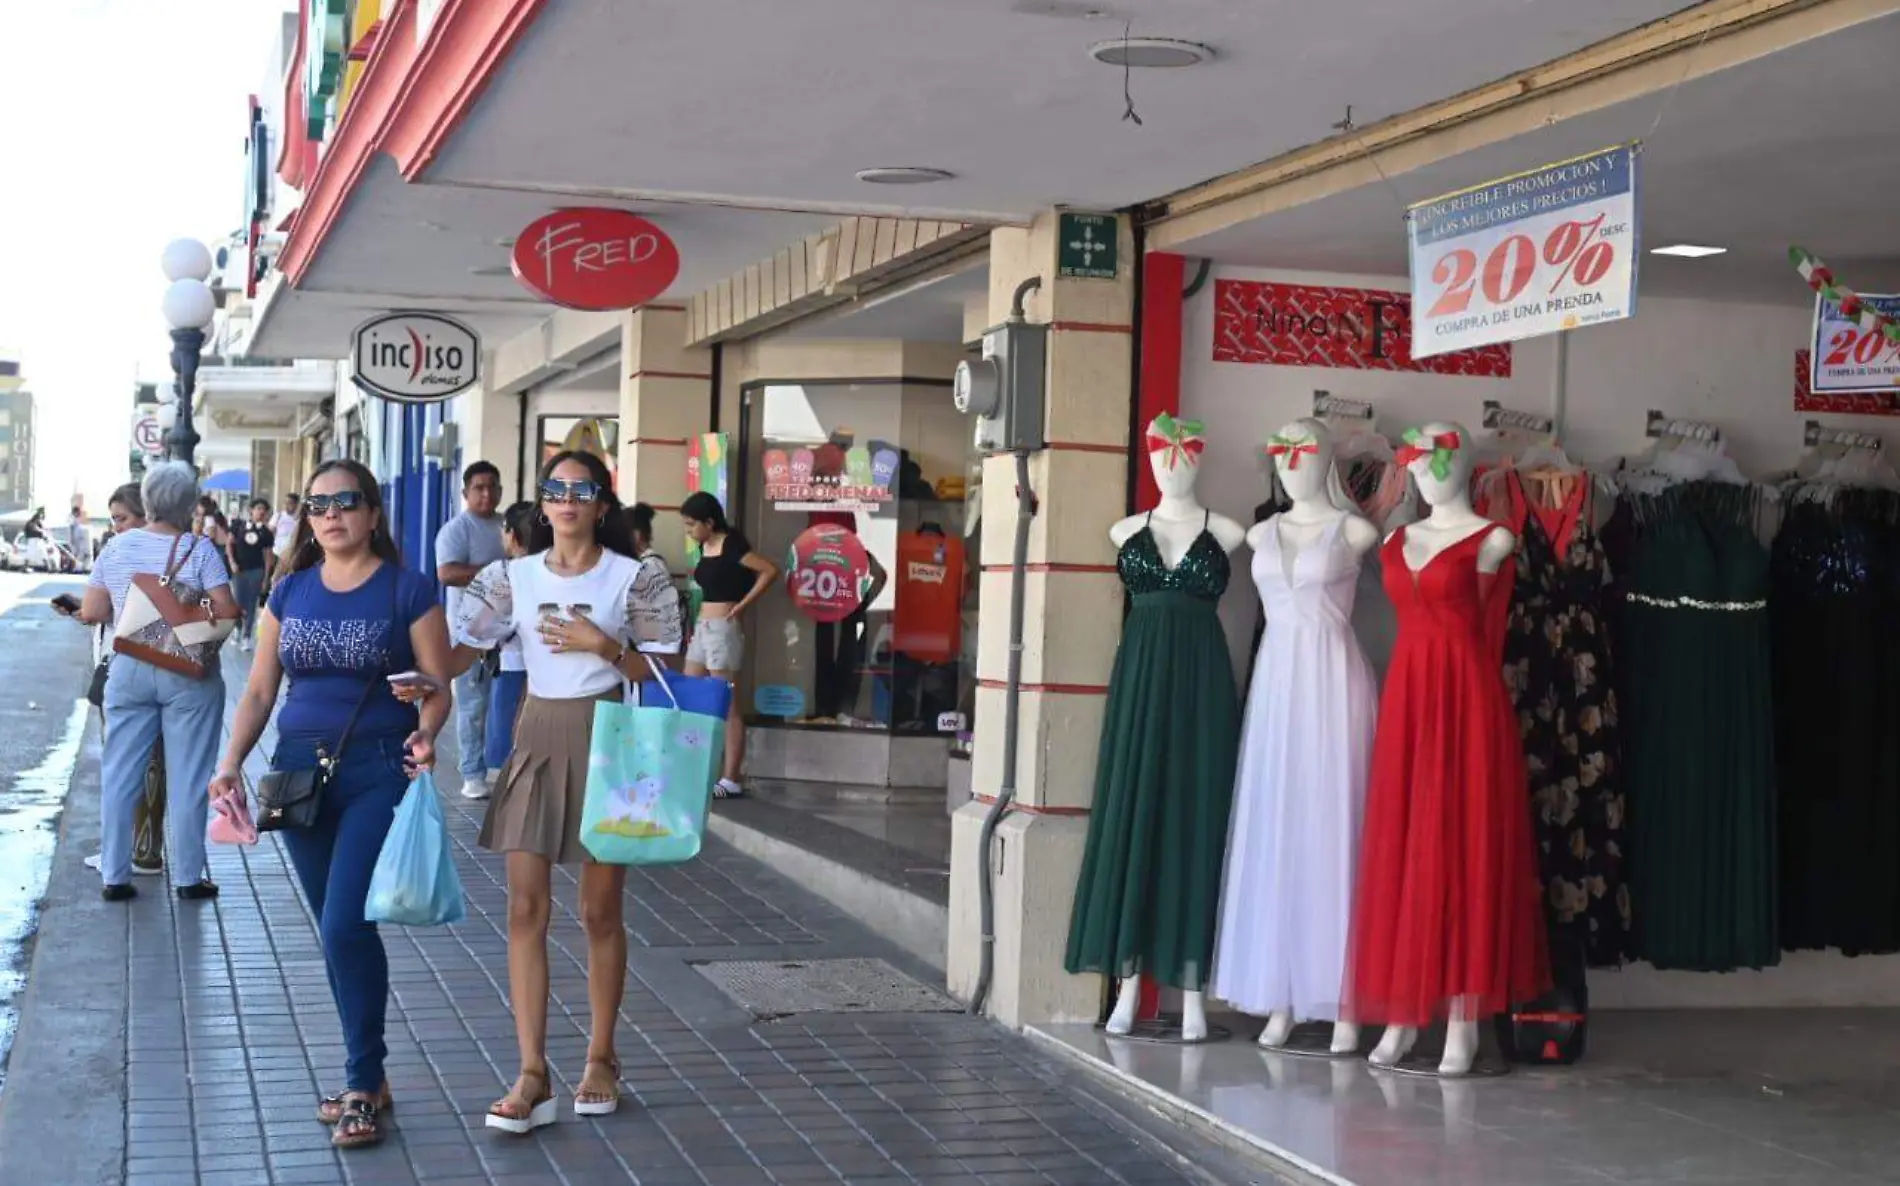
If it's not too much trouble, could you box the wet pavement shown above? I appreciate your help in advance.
[0,571,94,1096]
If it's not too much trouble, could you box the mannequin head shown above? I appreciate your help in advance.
[1266,418,1334,503]
[1399,420,1474,507]
[1145,412,1206,501]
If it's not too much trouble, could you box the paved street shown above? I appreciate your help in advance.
[0,644,1269,1186]
[0,570,95,1095]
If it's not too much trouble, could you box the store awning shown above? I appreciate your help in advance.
[202,470,252,494]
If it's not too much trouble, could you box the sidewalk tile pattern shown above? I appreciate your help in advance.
[112,781,1216,1186]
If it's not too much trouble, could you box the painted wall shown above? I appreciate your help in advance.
[1179,263,1900,1007]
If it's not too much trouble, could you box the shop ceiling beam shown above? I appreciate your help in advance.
[685,218,992,346]
[1145,0,1898,250]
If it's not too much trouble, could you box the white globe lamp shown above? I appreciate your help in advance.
[161,238,213,283]
[162,278,216,331]
[155,401,178,432]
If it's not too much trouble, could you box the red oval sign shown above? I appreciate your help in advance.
[510,208,681,311]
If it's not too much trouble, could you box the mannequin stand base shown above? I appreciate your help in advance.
[1101,1017,1233,1046]
[1260,1022,1366,1060]
[1375,1048,1511,1079]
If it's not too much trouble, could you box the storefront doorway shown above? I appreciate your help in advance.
[1035,14,1900,1185]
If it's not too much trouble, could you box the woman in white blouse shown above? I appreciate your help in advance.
[453,450,683,1133]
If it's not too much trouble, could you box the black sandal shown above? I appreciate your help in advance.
[318,1084,393,1125]
[102,883,136,902]
[332,1094,385,1149]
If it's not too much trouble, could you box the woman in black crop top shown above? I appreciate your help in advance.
[681,492,780,797]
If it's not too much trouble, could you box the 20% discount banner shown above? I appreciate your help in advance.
[1407,144,1640,360]
[785,524,874,624]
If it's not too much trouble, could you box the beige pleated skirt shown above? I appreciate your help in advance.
[477,690,619,865]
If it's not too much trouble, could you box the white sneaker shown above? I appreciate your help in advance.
[84,853,101,871]
[461,773,492,801]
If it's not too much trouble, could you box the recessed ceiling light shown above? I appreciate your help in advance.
[1650,244,1727,258]
[1088,37,1214,68]
[469,265,512,276]
[855,167,956,185]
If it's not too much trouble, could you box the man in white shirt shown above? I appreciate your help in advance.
[436,461,507,798]
[270,492,301,577]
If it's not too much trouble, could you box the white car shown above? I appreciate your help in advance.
[3,534,77,573]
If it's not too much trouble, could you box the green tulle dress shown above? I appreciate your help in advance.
[1064,515,1240,992]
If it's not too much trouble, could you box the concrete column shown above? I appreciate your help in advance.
[947,211,1137,1026]
[618,306,712,566]
[456,374,523,499]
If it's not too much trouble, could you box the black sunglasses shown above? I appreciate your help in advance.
[540,478,601,505]
[304,491,367,516]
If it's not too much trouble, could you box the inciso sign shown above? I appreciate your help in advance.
[350,312,481,404]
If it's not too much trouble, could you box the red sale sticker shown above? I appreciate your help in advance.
[1407,144,1639,359]
[785,525,872,623]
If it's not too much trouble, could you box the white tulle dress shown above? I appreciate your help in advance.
[1210,515,1378,1020]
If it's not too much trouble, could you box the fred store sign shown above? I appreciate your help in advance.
[351,312,481,404]
[511,207,681,311]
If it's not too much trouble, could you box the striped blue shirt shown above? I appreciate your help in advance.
[87,528,231,622]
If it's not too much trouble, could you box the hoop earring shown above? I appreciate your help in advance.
[538,512,550,526]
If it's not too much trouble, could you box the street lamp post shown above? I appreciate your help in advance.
[160,239,216,468]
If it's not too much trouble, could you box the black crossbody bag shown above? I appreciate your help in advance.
[256,572,400,832]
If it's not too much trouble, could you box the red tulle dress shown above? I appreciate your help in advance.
[1346,525,1549,1027]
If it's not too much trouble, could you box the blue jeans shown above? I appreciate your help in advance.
[275,733,411,1093]
[484,669,526,771]
[454,662,492,782]
[100,659,223,888]
[233,567,266,641]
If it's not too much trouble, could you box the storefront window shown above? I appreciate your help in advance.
[539,415,620,488]
[737,380,973,737]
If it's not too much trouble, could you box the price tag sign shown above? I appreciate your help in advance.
[785,524,871,623]
[1407,144,1639,359]
[1810,292,1900,395]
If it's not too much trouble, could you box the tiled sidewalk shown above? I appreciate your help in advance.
[5,681,1268,1186]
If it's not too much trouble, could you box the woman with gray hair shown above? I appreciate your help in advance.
[70,461,239,901]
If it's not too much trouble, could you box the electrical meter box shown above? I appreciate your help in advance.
[954,318,1047,454]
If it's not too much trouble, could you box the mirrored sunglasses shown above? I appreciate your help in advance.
[304,491,367,516]
[540,478,601,505]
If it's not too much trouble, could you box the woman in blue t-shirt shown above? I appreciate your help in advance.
[211,460,452,1151]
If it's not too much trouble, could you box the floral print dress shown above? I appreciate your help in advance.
[1493,470,1631,967]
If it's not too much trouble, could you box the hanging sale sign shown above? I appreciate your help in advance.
[1407,144,1640,359]
[1810,292,1900,395]
[785,524,872,623]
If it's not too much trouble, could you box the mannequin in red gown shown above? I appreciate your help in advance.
[1346,421,1548,1076]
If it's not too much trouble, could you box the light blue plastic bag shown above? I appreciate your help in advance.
[365,772,467,927]
[582,662,723,866]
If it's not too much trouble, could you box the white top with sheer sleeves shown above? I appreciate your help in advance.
[457,550,682,700]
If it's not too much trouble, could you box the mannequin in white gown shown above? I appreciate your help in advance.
[1210,419,1379,1055]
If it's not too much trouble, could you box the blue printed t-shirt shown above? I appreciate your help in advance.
[268,562,438,742]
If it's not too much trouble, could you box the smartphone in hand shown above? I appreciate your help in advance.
[387,671,443,695]
[50,593,81,616]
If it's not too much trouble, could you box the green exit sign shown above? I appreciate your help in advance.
[1057,213,1119,280]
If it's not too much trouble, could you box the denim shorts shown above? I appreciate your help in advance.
[686,617,744,673]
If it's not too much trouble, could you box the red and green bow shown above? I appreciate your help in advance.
[1265,434,1319,470]
[1146,413,1206,469]
[1791,246,1900,346]
[1398,429,1462,481]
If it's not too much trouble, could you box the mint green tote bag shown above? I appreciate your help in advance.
[580,661,724,865]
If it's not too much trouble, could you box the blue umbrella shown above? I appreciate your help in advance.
[202,470,251,493]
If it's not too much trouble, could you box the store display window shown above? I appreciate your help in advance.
[539,415,620,488]
[735,379,975,737]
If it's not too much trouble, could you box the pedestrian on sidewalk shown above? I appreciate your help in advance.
[435,460,507,800]
[69,463,238,902]
[228,497,277,653]
[452,450,682,1133]
[394,500,536,784]
[211,459,452,1151]
[269,492,300,586]
[680,491,777,799]
[60,482,168,878]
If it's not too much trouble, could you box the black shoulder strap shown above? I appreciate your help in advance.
[322,565,403,766]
